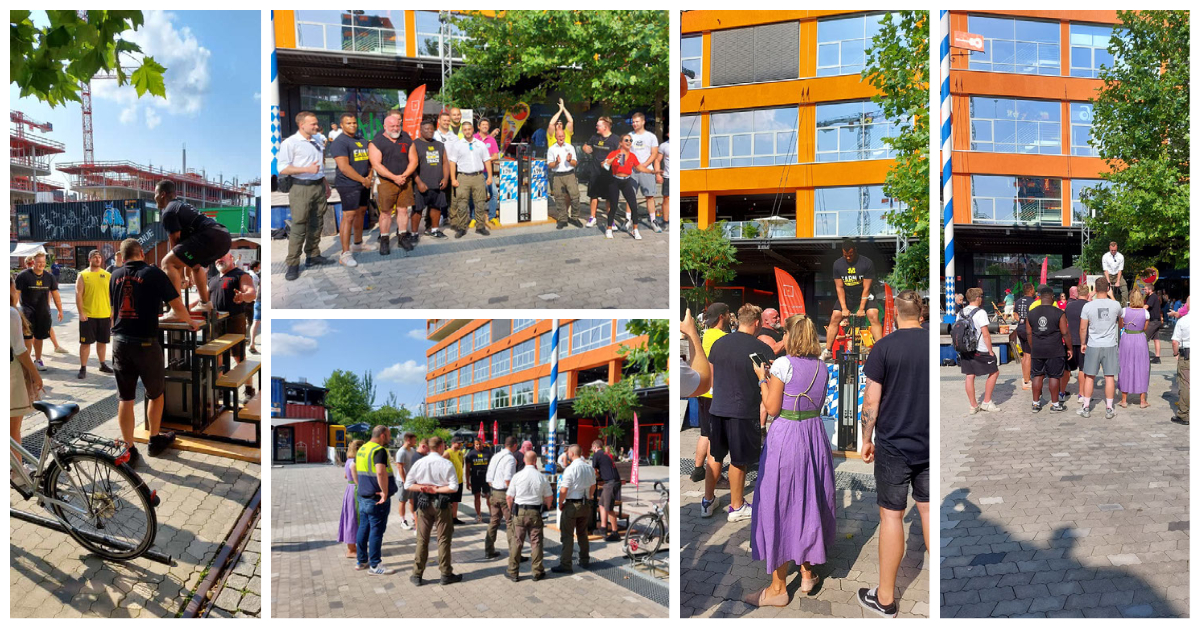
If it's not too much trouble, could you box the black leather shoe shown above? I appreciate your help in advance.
[398,234,415,252]
[579,558,590,567]
[557,223,567,230]
[505,573,519,583]
[440,573,463,585]
[148,431,176,456]
[484,551,501,560]
[476,226,491,236]
[285,265,300,281]
[306,255,331,266]
[551,565,573,574]
[431,230,448,239]
[454,229,467,239]
[533,572,545,581]
[380,235,391,256]
[410,575,424,586]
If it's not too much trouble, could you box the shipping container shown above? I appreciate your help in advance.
[14,199,157,241]
[272,419,328,464]
[43,236,169,270]
[200,206,258,236]
[283,403,327,421]
[271,377,286,418]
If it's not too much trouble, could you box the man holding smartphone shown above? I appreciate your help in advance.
[701,304,773,522]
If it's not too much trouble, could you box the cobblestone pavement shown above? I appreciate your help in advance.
[10,291,262,618]
[677,427,929,618]
[270,193,670,310]
[271,463,668,618]
[209,518,263,618]
[940,355,1189,618]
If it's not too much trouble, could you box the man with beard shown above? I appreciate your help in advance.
[581,117,619,228]
[399,119,451,241]
[369,111,417,255]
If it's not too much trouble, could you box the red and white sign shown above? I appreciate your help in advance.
[952,31,985,52]
[630,412,640,486]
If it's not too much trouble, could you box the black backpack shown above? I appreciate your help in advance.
[951,306,981,356]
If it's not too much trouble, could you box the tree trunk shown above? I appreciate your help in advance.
[654,91,665,138]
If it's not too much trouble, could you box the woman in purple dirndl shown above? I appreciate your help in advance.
[337,440,365,557]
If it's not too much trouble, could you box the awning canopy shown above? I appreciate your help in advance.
[9,242,47,258]
[271,417,324,427]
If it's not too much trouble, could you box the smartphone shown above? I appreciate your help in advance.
[749,353,768,369]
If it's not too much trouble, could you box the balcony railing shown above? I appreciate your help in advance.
[296,21,403,56]
[972,198,1064,226]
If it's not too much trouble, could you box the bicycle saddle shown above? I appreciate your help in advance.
[33,401,80,426]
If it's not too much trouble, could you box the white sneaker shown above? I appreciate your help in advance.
[651,220,662,233]
[586,217,596,227]
[979,401,998,412]
[35,359,47,372]
[605,229,614,239]
[968,405,981,415]
[727,502,752,522]
[194,301,214,313]
[699,497,715,518]
[53,346,70,355]
[631,229,642,240]
[339,252,357,268]
[624,217,633,232]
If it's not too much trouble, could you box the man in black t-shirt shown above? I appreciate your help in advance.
[15,252,63,368]
[329,113,375,267]
[1145,286,1165,363]
[110,238,200,464]
[591,439,622,541]
[465,439,492,523]
[827,239,883,352]
[208,253,257,400]
[857,289,929,618]
[581,117,620,227]
[755,308,786,358]
[1013,283,1038,389]
[1063,285,1089,399]
[702,304,774,523]
[157,179,232,312]
[368,111,417,255]
[400,119,451,241]
[1027,286,1072,413]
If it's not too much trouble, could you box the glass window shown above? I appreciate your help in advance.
[815,100,900,162]
[472,322,490,351]
[967,15,1060,76]
[512,339,535,372]
[539,327,570,365]
[571,319,613,354]
[473,358,489,382]
[473,390,490,412]
[682,35,703,89]
[513,319,536,332]
[512,380,535,406]
[1069,23,1116,78]
[1069,102,1097,156]
[492,386,510,409]
[537,375,570,403]
[680,115,701,170]
[426,378,435,397]
[969,97,1061,155]
[814,186,903,237]
[491,349,510,378]
[445,339,458,364]
[1071,178,1111,222]
[445,369,457,392]
[816,13,888,76]
[459,395,470,413]
[459,364,472,387]
[415,10,468,59]
[971,175,1063,225]
[295,10,404,56]
[709,107,798,169]
[616,319,636,342]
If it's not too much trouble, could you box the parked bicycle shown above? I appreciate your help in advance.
[10,401,159,561]
[623,481,668,563]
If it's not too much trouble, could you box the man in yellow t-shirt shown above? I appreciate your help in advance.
[446,437,467,524]
[691,303,731,483]
[75,249,113,379]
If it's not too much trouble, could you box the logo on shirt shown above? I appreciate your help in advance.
[1036,315,1049,332]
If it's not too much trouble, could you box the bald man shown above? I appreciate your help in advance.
[553,444,597,573]
[506,450,552,581]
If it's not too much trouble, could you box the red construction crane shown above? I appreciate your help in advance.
[75,10,135,165]
[10,111,53,134]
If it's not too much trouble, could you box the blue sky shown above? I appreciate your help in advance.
[273,319,432,411]
[12,11,261,190]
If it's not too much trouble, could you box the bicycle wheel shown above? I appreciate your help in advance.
[43,452,157,560]
[624,513,664,560]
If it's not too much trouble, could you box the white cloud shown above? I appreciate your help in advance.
[93,10,212,123]
[378,360,427,384]
[406,328,426,340]
[272,333,319,357]
[145,108,162,129]
[292,319,332,337]
[253,92,261,101]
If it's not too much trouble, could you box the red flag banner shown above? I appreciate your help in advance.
[478,421,485,443]
[403,85,426,140]
[493,420,499,448]
[630,412,640,486]
[774,267,806,318]
[1040,256,1049,285]
[500,102,530,153]
[883,283,895,336]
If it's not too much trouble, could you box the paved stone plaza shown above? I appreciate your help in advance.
[270,193,670,310]
[940,356,1190,618]
[10,291,262,618]
[271,462,668,618]
[677,427,930,618]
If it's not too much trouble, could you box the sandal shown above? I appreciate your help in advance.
[1140,403,1151,409]
[743,587,790,608]
[1118,401,1128,408]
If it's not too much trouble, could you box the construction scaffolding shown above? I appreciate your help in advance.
[55,161,255,206]
[11,111,67,204]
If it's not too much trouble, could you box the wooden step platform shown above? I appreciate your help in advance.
[217,359,260,388]
[196,334,245,356]
[134,411,259,463]
[241,393,261,422]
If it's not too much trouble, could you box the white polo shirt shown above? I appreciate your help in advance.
[547,143,578,173]
[508,465,552,506]
[450,138,490,174]
[403,450,459,491]
[279,132,326,181]
[1172,313,1190,349]
[1102,251,1124,276]
[485,448,517,490]
[559,458,597,500]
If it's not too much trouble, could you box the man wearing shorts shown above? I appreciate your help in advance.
[208,253,257,400]
[110,238,200,464]
[248,260,261,355]
[75,250,113,379]
[157,180,232,311]
[400,119,450,241]
[465,438,492,523]
[1079,277,1123,418]
[591,440,622,541]
[1013,283,1037,389]
[446,437,467,524]
[15,252,63,371]
[959,288,999,414]
[368,111,417,255]
[827,239,883,353]
[395,432,419,530]
[857,290,929,618]
[581,117,619,227]
[1027,286,1071,413]
[329,113,374,267]
[627,112,660,229]
[702,304,773,522]
[1064,285,1089,400]
[691,303,729,484]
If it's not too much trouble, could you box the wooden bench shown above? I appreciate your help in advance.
[216,360,260,389]
[238,392,262,443]
[196,334,245,356]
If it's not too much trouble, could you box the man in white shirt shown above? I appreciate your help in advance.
[506,450,553,581]
[403,436,463,586]
[547,128,581,229]
[628,112,660,227]
[448,120,493,239]
[278,111,332,281]
[552,444,597,573]
[328,122,343,142]
[1172,297,1190,425]
[484,436,520,559]
[959,287,999,414]
[1102,242,1125,305]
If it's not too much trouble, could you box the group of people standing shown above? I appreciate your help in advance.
[278,102,671,280]
[336,428,628,585]
[679,293,930,617]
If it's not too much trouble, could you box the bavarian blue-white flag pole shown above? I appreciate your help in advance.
[269,10,280,177]
[941,9,955,324]
[548,319,561,522]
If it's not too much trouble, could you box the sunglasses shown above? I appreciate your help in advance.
[621,139,632,144]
